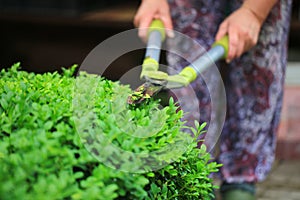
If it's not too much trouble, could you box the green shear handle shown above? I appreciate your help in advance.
[141,19,229,88]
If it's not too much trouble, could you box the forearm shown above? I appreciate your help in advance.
[242,0,278,24]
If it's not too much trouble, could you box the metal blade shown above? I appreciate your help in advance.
[127,80,166,105]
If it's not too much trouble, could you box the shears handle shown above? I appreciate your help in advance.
[140,19,165,79]
[138,19,230,88]
[176,36,229,85]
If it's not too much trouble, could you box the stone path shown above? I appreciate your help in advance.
[213,160,300,200]
[257,160,300,200]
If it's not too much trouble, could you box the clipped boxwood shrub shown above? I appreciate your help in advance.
[0,63,221,200]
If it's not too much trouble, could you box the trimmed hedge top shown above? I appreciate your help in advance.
[0,63,221,200]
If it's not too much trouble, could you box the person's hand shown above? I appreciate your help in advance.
[215,6,264,63]
[134,0,174,41]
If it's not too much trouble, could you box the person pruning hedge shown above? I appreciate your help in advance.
[134,0,292,199]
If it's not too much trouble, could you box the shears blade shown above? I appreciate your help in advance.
[127,78,167,105]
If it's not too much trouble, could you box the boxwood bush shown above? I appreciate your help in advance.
[0,63,221,200]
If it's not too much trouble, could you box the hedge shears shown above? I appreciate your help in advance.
[127,19,229,105]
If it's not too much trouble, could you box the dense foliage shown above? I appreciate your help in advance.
[0,63,221,200]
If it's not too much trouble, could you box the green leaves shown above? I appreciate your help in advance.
[0,64,220,200]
